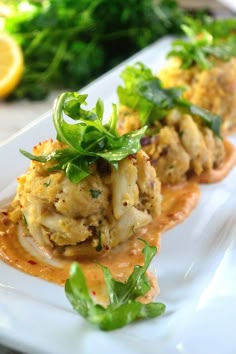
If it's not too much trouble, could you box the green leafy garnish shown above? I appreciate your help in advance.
[43,178,51,187]
[20,92,146,183]
[22,214,28,228]
[118,62,221,137]
[168,18,236,69]
[185,16,236,41]
[203,17,236,39]
[95,232,103,252]
[65,240,165,331]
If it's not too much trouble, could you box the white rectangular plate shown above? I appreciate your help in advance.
[0,36,236,354]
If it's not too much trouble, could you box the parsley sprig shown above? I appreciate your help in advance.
[168,18,236,69]
[20,92,146,183]
[65,240,165,331]
[117,63,221,137]
[4,0,187,100]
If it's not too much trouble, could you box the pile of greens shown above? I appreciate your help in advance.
[20,91,146,182]
[65,240,165,330]
[118,62,221,137]
[3,0,186,100]
[167,17,236,69]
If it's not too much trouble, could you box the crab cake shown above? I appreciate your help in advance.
[9,140,162,258]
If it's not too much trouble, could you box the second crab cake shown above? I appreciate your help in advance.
[117,63,234,185]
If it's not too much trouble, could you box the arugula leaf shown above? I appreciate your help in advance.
[168,19,236,70]
[186,16,236,41]
[65,240,166,331]
[176,99,222,138]
[118,62,221,137]
[20,92,146,183]
[168,26,214,69]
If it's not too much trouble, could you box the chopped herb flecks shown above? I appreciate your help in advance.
[43,179,51,187]
[95,232,103,252]
[22,214,28,229]
[90,190,102,199]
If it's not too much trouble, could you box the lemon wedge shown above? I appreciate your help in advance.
[0,33,24,98]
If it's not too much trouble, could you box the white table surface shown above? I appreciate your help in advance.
[0,91,61,144]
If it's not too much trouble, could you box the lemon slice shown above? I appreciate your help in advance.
[0,33,24,98]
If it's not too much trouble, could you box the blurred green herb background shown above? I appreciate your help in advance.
[1,0,200,100]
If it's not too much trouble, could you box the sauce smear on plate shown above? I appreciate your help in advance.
[0,182,200,301]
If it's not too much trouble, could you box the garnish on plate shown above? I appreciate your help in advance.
[159,17,236,134]
[20,92,147,183]
[117,62,236,185]
[65,240,166,331]
[12,91,162,258]
[117,62,221,137]
[167,18,236,70]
